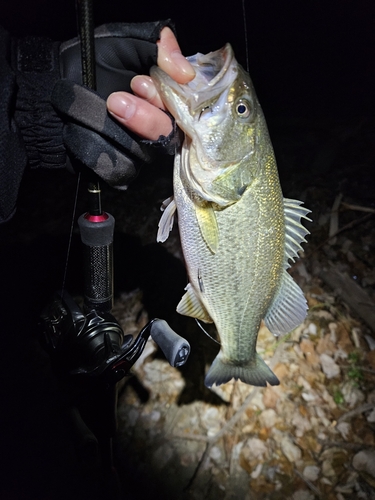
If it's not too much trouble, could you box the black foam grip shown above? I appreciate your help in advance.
[150,319,190,368]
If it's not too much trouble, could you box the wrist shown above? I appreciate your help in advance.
[12,35,66,169]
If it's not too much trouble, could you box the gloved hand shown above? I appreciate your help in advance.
[13,20,175,189]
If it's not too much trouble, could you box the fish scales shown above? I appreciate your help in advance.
[151,44,310,388]
[175,154,284,359]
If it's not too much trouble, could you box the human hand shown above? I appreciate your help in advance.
[107,27,195,140]
[51,21,194,189]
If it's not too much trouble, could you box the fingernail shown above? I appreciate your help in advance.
[107,93,136,120]
[131,76,157,101]
[171,51,195,78]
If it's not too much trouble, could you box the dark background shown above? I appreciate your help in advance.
[2,0,375,120]
[1,1,374,499]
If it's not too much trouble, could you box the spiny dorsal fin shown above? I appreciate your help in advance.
[283,198,311,268]
[264,270,308,336]
[195,202,219,254]
[157,196,176,243]
[176,283,213,323]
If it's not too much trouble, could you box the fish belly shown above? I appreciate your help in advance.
[174,155,285,387]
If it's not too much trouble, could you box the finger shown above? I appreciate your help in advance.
[130,75,165,109]
[157,27,195,84]
[107,91,173,140]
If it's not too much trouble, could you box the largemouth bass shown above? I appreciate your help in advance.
[151,44,310,388]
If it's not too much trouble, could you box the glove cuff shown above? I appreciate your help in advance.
[12,36,66,169]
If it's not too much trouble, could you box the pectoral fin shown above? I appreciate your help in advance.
[195,203,219,254]
[176,283,213,323]
[157,196,176,243]
[264,270,308,336]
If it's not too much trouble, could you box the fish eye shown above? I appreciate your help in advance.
[235,99,252,119]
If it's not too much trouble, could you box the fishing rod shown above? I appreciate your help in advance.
[39,0,191,494]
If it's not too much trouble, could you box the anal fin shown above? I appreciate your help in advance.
[176,283,213,323]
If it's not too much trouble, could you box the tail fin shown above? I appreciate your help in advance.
[204,353,280,388]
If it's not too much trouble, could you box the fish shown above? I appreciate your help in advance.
[150,44,311,388]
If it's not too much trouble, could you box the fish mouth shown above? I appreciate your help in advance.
[151,43,236,116]
[184,43,235,108]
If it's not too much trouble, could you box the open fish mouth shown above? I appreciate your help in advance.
[183,44,235,109]
[151,44,237,117]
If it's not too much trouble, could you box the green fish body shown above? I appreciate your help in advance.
[151,44,310,387]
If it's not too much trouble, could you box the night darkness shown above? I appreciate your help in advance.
[2,0,375,119]
[1,1,375,499]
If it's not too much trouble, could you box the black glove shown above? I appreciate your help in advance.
[13,20,175,187]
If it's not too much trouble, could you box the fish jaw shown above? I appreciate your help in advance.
[151,44,259,207]
[150,44,236,134]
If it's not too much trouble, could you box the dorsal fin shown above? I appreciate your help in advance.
[283,198,311,268]
[263,198,311,336]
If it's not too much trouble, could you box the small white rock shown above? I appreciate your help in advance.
[259,408,279,428]
[365,334,375,351]
[322,459,335,478]
[242,438,268,460]
[150,410,161,422]
[250,462,263,479]
[307,322,317,336]
[336,421,351,440]
[292,490,315,500]
[303,465,320,481]
[320,353,341,378]
[351,327,361,348]
[352,450,375,478]
[302,392,316,402]
[280,436,302,463]
[292,412,312,437]
[341,381,365,408]
[367,408,375,423]
[209,446,222,461]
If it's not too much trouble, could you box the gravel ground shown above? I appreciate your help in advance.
[0,116,374,500]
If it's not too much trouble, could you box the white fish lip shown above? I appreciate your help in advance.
[150,43,236,114]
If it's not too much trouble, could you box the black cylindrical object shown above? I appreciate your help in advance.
[150,319,191,367]
[78,212,115,312]
[76,0,96,89]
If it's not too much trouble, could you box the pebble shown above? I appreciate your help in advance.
[303,465,320,481]
[366,407,375,423]
[365,334,375,350]
[351,327,361,348]
[280,436,302,463]
[320,353,341,378]
[209,446,222,461]
[341,381,365,408]
[201,407,223,437]
[336,421,351,440]
[292,412,312,437]
[250,462,263,479]
[259,408,279,428]
[241,438,268,461]
[292,490,315,500]
[352,450,375,478]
